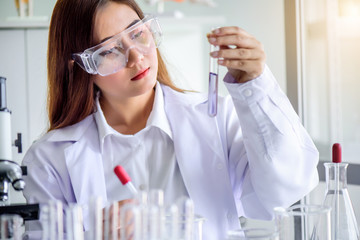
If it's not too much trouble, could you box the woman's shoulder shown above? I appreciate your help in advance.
[23,115,96,162]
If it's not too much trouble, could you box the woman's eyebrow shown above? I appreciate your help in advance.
[99,19,141,43]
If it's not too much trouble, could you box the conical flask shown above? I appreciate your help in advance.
[323,143,360,239]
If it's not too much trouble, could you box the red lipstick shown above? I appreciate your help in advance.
[131,68,150,81]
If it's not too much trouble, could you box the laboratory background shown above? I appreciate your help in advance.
[0,0,360,232]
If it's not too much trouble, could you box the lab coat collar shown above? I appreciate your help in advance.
[47,114,94,142]
[93,81,173,153]
[146,81,173,139]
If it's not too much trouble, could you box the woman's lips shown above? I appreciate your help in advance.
[131,68,150,81]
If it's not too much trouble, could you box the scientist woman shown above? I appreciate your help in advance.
[22,0,319,239]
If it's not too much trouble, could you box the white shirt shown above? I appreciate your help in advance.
[94,81,188,206]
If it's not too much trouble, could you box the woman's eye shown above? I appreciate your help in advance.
[131,30,143,40]
[100,47,116,56]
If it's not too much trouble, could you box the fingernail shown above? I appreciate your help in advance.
[210,51,218,57]
[209,37,216,43]
[218,59,224,65]
[212,28,220,34]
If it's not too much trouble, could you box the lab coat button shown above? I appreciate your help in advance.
[227,213,234,221]
[243,89,252,97]
[139,184,147,191]
[216,162,223,170]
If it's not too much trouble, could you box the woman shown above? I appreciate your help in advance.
[22,0,319,239]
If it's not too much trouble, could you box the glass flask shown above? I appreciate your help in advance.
[323,162,360,239]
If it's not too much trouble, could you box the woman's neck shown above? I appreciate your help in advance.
[99,89,155,135]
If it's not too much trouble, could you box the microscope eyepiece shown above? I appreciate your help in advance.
[0,76,8,111]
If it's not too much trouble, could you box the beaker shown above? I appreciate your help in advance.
[164,213,206,240]
[226,228,279,240]
[274,204,331,240]
[323,162,360,239]
[0,214,23,240]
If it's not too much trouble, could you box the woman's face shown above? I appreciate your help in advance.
[92,2,158,102]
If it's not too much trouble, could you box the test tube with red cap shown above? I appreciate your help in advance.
[113,165,138,196]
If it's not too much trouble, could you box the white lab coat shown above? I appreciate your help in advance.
[22,67,319,240]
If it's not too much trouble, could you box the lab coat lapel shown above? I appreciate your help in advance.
[163,85,239,236]
[63,120,108,212]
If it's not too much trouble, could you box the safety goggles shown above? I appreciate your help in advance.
[72,15,162,76]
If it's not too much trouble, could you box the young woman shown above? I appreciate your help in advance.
[22,0,319,239]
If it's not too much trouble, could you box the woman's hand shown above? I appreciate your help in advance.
[207,26,266,83]
[104,199,135,240]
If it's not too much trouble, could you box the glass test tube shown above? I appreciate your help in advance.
[208,43,219,117]
[0,214,23,240]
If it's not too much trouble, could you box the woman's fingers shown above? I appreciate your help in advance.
[208,34,260,49]
[207,26,266,83]
[218,59,264,79]
[210,48,265,61]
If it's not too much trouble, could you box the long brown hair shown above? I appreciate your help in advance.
[47,0,182,131]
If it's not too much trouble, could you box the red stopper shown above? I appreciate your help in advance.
[114,165,131,185]
[332,143,342,163]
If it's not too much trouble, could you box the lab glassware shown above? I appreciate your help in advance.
[88,197,103,240]
[323,143,360,239]
[114,165,138,196]
[40,200,64,240]
[66,205,84,240]
[226,228,279,240]
[175,196,206,240]
[119,203,142,240]
[208,39,219,117]
[0,214,23,240]
[274,204,331,240]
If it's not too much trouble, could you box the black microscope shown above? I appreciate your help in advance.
[0,76,39,236]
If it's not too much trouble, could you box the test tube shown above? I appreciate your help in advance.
[88,197,103,240]
[148,189,165,238]
[176,197,195,240]
[0,214,23,240]
[114,165,138,196]
[66,205,84,240]
[119,203,141,240]
[166,204,179,240]
[208,39,219,117]
[40,200,64,240]
[110,202,119,240]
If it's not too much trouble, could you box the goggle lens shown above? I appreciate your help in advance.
[72,16,162,76]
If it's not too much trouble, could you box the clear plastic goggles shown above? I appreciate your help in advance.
[72,15,162,76]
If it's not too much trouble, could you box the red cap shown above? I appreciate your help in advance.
[114,165,131,185]
[332,143,342,163]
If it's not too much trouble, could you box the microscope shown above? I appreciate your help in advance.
[0,76,39,221]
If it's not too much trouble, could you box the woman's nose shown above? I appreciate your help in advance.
[125,47,144,68]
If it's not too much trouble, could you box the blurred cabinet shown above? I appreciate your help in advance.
[0,23,48,166]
